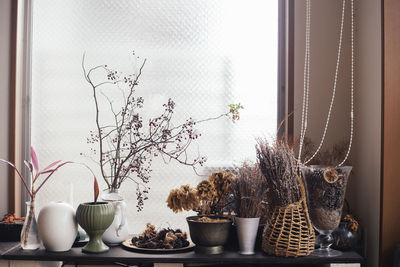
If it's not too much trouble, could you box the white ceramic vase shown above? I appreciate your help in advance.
[37,202,78,252]
[236,217,260,255]
[102,190,129,245]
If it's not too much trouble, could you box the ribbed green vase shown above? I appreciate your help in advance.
[76,202,115,253]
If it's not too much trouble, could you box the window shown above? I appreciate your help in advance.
[30,0,279,232]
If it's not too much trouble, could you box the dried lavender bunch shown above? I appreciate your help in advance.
[232,162,267,218]
[256,139,300,207]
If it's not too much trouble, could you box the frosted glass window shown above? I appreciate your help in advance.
[31,0,278,233]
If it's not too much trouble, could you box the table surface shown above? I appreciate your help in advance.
[0,242,19,256]
[0,242,364,265]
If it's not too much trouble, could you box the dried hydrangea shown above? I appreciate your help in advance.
[196,180,216,201]
[166,184,199,213]
[166,170,235,216]
[209,171,235,196]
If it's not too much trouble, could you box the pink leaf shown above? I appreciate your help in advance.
[42,160,62,172]
[30,147,39,172]
[39,169,57,175]
[34,161,72,195]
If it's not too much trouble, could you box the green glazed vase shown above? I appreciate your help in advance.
[76,202,115,253]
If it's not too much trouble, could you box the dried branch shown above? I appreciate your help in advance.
[83,52,242,211]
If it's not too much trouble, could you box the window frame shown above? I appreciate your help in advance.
[9,0,294,214]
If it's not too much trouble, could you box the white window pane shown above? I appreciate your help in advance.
[31,0,278,233]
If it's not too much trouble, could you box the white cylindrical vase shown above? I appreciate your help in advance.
[236,217,260,255]
[38,202,78,252]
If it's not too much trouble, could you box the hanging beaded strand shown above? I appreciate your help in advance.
[297,0,312,166]
[337,0,354,167]
[298,0,354,167]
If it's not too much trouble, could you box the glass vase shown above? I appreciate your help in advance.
[21,201,40,250]
[301,165,352,257]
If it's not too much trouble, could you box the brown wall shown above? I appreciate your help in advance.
[0,0,12,216]
[381,0,400,265]
[293,1,382,266]
[349,0,382,266]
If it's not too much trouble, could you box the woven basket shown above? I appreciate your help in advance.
[261,177,315,257]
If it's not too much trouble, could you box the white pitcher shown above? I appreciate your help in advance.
[102,190,129,245]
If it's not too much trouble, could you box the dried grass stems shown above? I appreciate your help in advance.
[232,162,267,218]
[256,139,300,207]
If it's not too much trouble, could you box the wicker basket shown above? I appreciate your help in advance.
[261,177,315,257]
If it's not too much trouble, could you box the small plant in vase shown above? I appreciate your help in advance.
[0,147,70,250]
[231,162,267,255]
[82,51,242,244]
[166,171,235,254]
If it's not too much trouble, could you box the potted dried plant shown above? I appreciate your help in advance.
[0,147,70,250]
[76,176,115,253]
[231,162,267,255]
[166,171,235,254]
[82,52,242,244]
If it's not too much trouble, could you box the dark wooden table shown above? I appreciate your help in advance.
[0,242,364,267]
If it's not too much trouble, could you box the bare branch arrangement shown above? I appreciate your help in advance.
[82,52,242,211]
[166,170,235,216]
[256,139,300,207]
[231,162,267,218]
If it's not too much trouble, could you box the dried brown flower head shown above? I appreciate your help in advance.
[167,170,235,216]
[323,168,340,183]
[209,171,235,196]
[196,180,216,201]
[166,184,199,213]
[142,222,156,238]
[164,232,178,244]
[343,214,359,233]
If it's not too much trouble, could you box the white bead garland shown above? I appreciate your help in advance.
[298,0,354,167]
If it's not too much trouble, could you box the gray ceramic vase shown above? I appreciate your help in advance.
[76,202,115,253]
